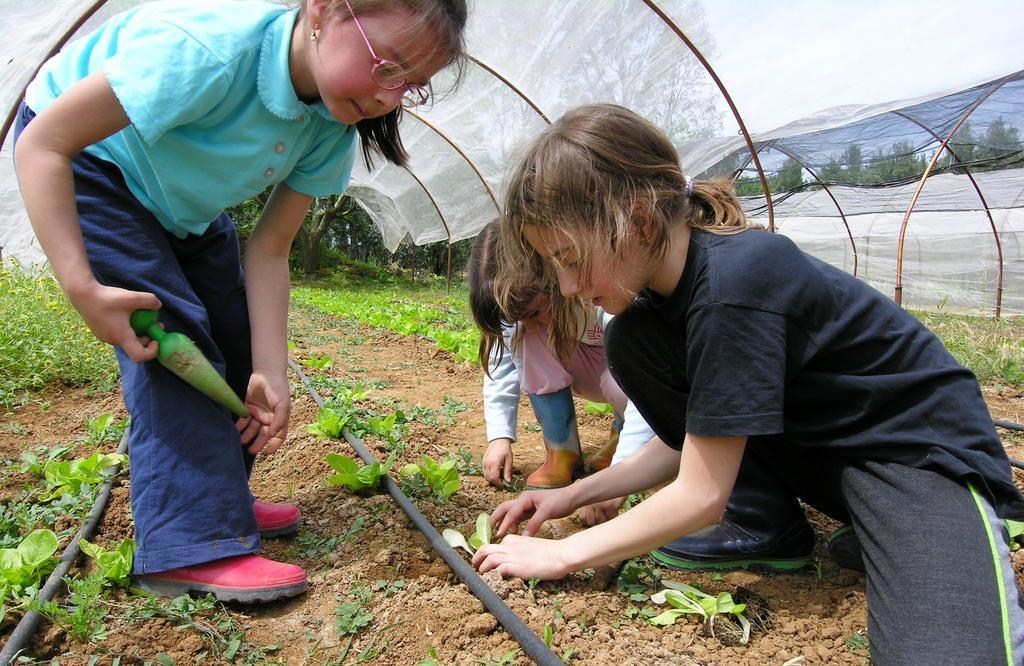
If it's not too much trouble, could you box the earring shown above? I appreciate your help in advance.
[310,23,320,41]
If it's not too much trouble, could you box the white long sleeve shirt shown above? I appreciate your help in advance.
[482,307,654,465]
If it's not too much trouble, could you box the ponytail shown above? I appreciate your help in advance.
[685,178,751,235]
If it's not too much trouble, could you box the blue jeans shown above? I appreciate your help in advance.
[16,103,260,573]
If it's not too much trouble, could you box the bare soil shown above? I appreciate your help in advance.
[3,308,1023,665]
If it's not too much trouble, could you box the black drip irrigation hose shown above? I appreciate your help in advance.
[1,430,130,666]
[289,359,563,666]
[995,420,1024,471]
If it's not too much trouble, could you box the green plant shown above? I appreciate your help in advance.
[0,532,57,606]
[366,410,407,447]
[81,412,128,446]
[326,453,396,493]
[400,454,460,501]
[452,448,483,476]
[372,578,406,598]
[583,400,614,415]
[616,558,661,601]
[14,444,74,477]
[307,406,351,440]
[846,629,870,664]
[0,528,60,620]
[35,572,108,642]
[648,581,751,644]
[442,513,493,555]
[478,648,521,666]
[417,645,441,666]
[79,537,135,587]
[42,450,127,501]
[1008,519,1024,551]
[302,353,334,369]
[335,599,373,636]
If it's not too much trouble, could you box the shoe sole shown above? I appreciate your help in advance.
[259,518,301,539]
[134,576,308,604]
[650,549,811,573]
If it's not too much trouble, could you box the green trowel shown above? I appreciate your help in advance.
[130,309,249,418]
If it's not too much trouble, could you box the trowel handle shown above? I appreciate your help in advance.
[130,309,166,342]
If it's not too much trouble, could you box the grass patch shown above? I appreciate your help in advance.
[913,310,1024,387]
[0,267,118,409]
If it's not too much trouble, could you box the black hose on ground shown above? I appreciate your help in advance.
[289,359,563,666]
[0,430,130,666]
[996,419,1024,433]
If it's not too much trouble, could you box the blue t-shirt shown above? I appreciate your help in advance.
[607,229,1024,519]
[26,0,357,238]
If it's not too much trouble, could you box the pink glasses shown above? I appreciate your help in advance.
[345,1,431,108]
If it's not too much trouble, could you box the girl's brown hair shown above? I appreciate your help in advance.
[468,221,584,373]
[498,103,749,314]
[307,0,468,168]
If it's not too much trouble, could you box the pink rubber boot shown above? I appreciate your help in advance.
[135,554,308,603]
[254,499,301,538]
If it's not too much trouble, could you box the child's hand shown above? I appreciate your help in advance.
[576,496,626,526]
[491,487,577,538]
[483,438,514,486]
[238,372,290,454]
[472,533,570,580]
[72,282,161,362]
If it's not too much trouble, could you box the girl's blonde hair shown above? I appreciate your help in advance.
[468,220,584,371]
[497,103,750,317]
[305,0,468,168]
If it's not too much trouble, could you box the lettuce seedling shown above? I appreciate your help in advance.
[79,537,135,587]
[0,528,60,621]
[442,513,493,555]
[400,454,460,501]
[302,353,334,369]
[42,451,128,501]
[307,407,350,440]
[648,581,751,644]
[326,452,396,493]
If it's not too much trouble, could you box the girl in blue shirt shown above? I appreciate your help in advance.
[14,0,466,603]
[475,104,1024,663]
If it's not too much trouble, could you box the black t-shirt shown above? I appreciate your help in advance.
[610,228,1023,519]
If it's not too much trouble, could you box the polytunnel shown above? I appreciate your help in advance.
[2,0,1024,315]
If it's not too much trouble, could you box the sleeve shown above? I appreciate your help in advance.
[685,303,787,437]
[285,126,358,197]
[610,398,656,465]
[104,23,232,146]
[482,325,521,443]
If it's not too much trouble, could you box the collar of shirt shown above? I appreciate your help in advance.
[257,9,338,123]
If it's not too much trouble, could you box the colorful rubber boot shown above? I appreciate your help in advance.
[587,413,624,472]
[526,388,584,489]
[135,555,308,603]
[651,457,814,573]
[827,525,865,572]
[254,499,301,538]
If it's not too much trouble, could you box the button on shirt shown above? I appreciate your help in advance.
[26,0,357,239]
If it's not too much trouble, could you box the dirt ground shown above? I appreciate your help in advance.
[2,308,1024,665]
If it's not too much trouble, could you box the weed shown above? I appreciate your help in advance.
[335,591,373,636]
[452,447,483,476]
[302,353,334,370]
[0,267,118,410]
[441,395,468,420]
[417,645,441,666]
[524,422,542,433]
[34,573,108,642]
[372,578,407,597]
[478,648,521,666]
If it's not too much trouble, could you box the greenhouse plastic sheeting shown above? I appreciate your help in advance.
[2,0,1024,315]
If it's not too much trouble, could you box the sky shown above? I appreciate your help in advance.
[697,0,1024,133]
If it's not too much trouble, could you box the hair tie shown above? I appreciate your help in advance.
[684,176,694,198]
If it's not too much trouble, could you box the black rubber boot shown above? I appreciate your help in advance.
[827,525,865,572]
[651,455,815,573]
